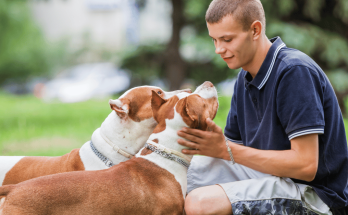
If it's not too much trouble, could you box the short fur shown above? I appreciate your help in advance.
[0,82,218,215]
[2,149,84,185]
[0,86,191,209]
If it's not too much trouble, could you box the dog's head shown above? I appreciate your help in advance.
[100,86,192,155]
[109,86,192,123]
[151,81,218,133]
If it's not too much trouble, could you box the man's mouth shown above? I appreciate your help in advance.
[222,56,234,61]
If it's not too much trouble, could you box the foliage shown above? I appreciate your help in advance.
[0,2,119,91]
[121,45,166,85]
[262,0,348,114]
[121,0,238,88]
[0,1,61,86]
[123,0,348,113]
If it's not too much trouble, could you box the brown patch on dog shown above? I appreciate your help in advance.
[151,91,179,133]
[206,97,219,120]
[176,94,211,130]
[2,148,85,186]
[140,139,158,155]
[1,158,184,215]
[119,87,167,122]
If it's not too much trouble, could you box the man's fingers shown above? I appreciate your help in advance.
[179,127,206,138]
[177,138,198,149]
[177,131,201,143]
[206,118,222,133]
[181,149,200,155]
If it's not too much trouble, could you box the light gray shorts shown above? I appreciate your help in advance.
[187,156,332,215]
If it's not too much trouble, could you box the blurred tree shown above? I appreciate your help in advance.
[165,0,187,91]
[122,0,237,90]
[0,1,60,90]
[122,0,348,115]
[262,0,348,116]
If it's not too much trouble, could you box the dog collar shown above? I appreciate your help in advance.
[99,131,134,159]
[145,141,191,168]
[90,141,114,167]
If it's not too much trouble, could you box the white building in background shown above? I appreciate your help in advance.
[29,0,172,50]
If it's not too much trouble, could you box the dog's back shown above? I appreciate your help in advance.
[1,149,84,186]
[0,158,184,215]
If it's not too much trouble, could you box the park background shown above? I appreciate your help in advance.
[1,0,348,156]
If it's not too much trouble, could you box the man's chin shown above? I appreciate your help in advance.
[226,63,241,70]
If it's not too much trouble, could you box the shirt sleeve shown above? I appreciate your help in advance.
[276,65,325,140]
[224,78,243,144]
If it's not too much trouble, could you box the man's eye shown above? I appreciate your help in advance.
[224,39,231,42]
[157,91,162,95]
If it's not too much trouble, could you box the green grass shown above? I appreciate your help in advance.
[214,95,231,129]
[0,92,231,156]
[0,92,112,156]
[0,92,347,156]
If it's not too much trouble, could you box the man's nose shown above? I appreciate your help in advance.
[215,43,226,54]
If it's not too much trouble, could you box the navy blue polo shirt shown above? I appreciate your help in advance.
[224,37,348,209]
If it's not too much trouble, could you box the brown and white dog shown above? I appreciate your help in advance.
[0,81,218,215]
[0,86,190,187]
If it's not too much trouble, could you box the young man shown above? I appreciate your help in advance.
[177,0,348,214]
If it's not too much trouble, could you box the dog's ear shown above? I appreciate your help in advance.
[184,95,209,130]
[109,98,130,119]
[151,90,167,123]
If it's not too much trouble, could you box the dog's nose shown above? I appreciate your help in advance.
[182,88,192,93]
[202,81,214,88]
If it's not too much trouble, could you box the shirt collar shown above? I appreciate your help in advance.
[244,36,286,90]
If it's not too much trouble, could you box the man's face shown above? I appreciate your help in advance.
[207,15,256,70]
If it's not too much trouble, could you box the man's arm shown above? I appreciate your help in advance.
[177,118,319,182]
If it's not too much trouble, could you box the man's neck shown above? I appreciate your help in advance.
[243,36,272,78]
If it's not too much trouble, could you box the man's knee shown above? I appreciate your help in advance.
[184,185,232,215]
[185,188,209,215]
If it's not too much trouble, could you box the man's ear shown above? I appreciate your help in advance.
[251,20,262,40]
[109,98,130,119]
[151,90,167,123]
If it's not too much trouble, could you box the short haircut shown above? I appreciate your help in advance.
[205,0,266,32]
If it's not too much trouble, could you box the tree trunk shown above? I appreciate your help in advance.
[165,0,186,90]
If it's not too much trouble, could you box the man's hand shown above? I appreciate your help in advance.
[177,118,227,159]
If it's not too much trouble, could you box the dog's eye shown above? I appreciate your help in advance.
[157,91,162,95]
